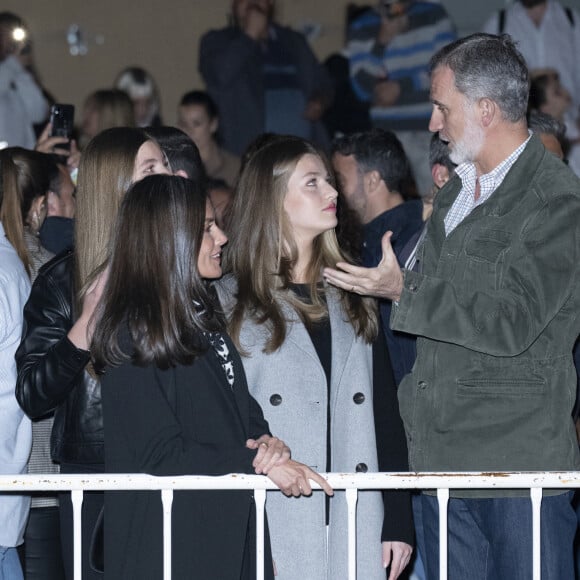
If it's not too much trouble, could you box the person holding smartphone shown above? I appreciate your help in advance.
[0,12,48,149]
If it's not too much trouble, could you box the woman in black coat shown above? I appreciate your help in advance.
[91,175,331,580]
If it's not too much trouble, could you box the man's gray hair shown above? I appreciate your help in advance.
[430,33,529,123]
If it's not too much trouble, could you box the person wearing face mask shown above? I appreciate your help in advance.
[0,148,70,580]
[199,0,333,157]
[15,127,170,580]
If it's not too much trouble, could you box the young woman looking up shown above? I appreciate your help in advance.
[218,135,414,580]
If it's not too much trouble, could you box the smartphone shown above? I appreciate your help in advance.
[49,104,75,148]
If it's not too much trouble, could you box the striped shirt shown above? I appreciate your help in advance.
[344,1,456,131]
[444,135,531,235]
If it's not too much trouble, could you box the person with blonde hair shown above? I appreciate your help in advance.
[16,127,169,579]
[79,89,135,149]
[115,66,162,127]
[217,135,413,580]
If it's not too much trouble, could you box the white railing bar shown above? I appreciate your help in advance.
[71,489,83,580]
[161,489,173,580]
[437,488,450,580]
[3,473,574,580]
[255,489,266,580]
[531,487,542,580]
[3,471,580,491]
[346,488,358,580]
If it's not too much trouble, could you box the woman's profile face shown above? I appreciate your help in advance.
[198,199,228,279]
[132,140,170,182]
[283,153,338,244]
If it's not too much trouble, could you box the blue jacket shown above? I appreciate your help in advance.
[199,23,332,155]
[362,200,423,385]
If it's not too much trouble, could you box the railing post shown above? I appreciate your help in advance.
[437,488,450,580]
[255,488,267,580]
[161,488,174,580]
[530,488,542,580]
[346,488,358,580]
[71,489,84,580]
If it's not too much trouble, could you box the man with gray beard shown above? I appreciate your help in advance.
[324,33,580,579]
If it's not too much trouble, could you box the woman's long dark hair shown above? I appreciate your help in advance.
[91,174,224,370]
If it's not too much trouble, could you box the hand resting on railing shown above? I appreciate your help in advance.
[267,459,334,498]
[246,434,333,497]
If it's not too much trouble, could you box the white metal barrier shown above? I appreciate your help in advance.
[2,471,580,580]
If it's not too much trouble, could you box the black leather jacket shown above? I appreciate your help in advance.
[15,250,103,466]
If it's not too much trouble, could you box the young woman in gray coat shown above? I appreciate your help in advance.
[218,135,413,580]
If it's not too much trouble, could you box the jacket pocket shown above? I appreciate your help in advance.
[457,377,545,398]
[461,230,512,293]
[464,230,512,262]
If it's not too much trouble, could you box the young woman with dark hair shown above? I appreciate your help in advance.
[91,174,331,579]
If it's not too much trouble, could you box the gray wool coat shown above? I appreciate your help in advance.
[217,277,403,580]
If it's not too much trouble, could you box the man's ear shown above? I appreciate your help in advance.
[210,117,219,135]
[479,97,496,128]
[174,169,189,178]
[431,163,450,189]
[365,169,382,194]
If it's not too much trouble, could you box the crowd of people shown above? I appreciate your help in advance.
[1,1,580,579]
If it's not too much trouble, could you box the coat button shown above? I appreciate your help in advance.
[408,283,418,292]
[269,394,282,406]
[418,381,427,390]
[355,463,368,473]
[353,392,365,404]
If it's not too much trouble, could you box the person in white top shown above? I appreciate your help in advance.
[0,12,48,149]
[0,221,32,580]
[483,0,580,108]
[482,0,580,175]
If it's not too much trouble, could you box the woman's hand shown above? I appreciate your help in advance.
[267,459,333,497]
[246,435,290,475]
[382,541,413,580]
[35,123,71,158]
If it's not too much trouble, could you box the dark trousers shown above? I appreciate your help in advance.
[22,506,66,580]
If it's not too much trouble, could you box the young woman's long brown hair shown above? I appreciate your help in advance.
[224,135,378,353]
[74,127,150,308]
